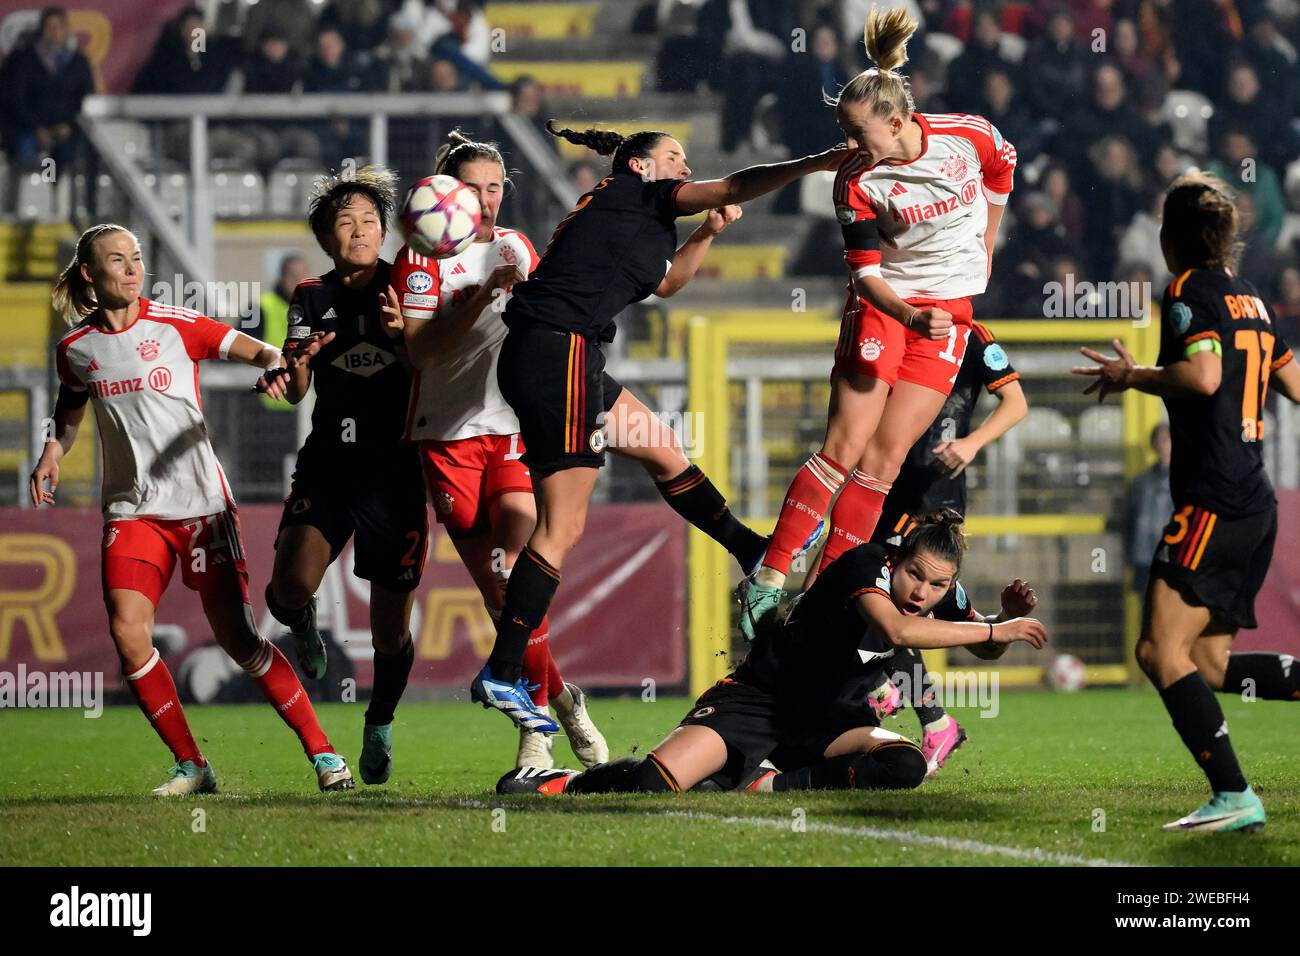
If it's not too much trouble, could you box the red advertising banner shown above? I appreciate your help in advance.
[1235,489,1300,657]
[0,1,191,93]
[0,503,687,695]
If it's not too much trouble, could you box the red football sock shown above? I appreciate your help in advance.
[124,649,204,766]
[546,642,564,700]
[240,639,332,757]
[763,452,847,576]
[818,471,893,572]
[521,616,552,708]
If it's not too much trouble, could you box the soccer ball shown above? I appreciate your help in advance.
[399,174,481,258]
[1046,653,1086,693]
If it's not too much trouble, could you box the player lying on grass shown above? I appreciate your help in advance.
[1073,171,1300,833]
[498,511,1046,795]
[255,166,427,788]
[393,129,607,769]
[32,223,353,795]
[801,322,1027,775]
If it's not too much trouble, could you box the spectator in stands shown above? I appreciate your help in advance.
[1,7,93,170]
[1209,63,1291,175]
[980,67,1042,165]
[1274,265,1300,348]
[1166,0,1236,99]
[1069,63,1162,166]
[256,252,310,354]
[509,76,555,145]
[1079,134,1145,279]
[569,159,602,195]
[319,0,393,57]
[133,5,235,95]
[1239,9,1297,123]
[716,0,798,153]
[1124,423,1173,596]
[415,56,464,92]
[1118,191,1172,288]
[374,9,429,92]
[1232,191,1282,295]
[304,27,374,162]
[304,27,376,94]
[907,65,946,113]
[994,191,1083,318]
[242,0,316,69]
[774,22,849,158]
[1039,161,1085,247]
[1112,17,1166,118]
[409,0,506,91]
[1209,127,1286,248]
[243,29,302,94]
[1022,5,1088,122]
[946,9,1015,115]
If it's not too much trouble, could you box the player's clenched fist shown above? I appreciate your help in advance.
[908,307,953,340]
[991,617,1048,649]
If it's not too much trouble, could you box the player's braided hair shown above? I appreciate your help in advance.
[896,508,968,571]
[306,164,398,254]
[52,223,138,325]
[828,5,917,118]
[435,128,508,183]
[544,120,669,176]
[1162,171,1242,271]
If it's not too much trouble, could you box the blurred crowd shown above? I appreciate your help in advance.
[1,0,1299,336]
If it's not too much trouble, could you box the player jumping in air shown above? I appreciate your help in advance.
[392,130,608,768]
[497,512,1046,796]
[31,223,353,794]
[804,323,1027,775]
[741,7,1017,640]
[255,167,428,786]
[1073,172,1300,832]
[471,119,845,731]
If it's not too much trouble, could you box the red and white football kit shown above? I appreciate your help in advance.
[832,112,1016,394]
[392,228,539,538]
[55,297,249,608]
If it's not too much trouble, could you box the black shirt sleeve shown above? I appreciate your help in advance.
[971,324,1019,392]
[642,178,687,220]
[930,580,978,622]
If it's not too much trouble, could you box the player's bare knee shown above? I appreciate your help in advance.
[1134,638,1160,679]
[1190,643,1226,690]
[270,575,313,612]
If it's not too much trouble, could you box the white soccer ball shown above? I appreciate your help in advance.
[399,174,482,258]
[1046,653,1086,693]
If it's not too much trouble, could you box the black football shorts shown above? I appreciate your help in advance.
[277,447,429,592]
[1149,503,1276,630]
[497,323,622,474]
[679,677,877,790]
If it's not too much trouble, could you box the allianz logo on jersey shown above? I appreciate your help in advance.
[331,341,395,377]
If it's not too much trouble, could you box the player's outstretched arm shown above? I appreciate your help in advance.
[654,206,741,298]
[28,397,85,507]
[672,147,846,215]
[1072,338,1220,402]
[1270,353,1300,403]
[933,379,1027,477]
[857,591,1048,651]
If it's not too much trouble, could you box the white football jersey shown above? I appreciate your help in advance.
[834,112,1017,300]
[55,298,239,521]
[393,228,539,442]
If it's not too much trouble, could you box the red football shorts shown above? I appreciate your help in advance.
[101,508,251,608]
[419,433,535,538]
[833,294,974,395]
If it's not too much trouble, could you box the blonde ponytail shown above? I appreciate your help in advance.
[830,6,919,120]
[52,223,132,325]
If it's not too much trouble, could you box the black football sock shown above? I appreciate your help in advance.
[566,754,680,794]
[265,583,312,632]
[488,546,559,683]
[365,635,414,726]
[1222,652,1300,701]
[1158,671,1249,793]
[772,742,926,791]
[888,648,947,726]
[656,465,767,570]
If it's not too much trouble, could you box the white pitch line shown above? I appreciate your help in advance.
[660,810,1134,867]
[456,800,1132,867]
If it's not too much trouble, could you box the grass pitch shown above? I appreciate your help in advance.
[2,688,1296,866]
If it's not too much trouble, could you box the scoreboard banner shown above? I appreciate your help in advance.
[0,503,687,695]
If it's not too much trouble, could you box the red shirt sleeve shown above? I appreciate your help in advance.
[392,244,442,321]
[965,115,1016,203]
[178,314,237,362]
